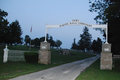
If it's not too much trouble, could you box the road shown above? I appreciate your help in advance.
[10,55,100,80]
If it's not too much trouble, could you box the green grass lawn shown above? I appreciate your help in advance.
[76,59,120,80]
[0,45,95,80]
[8,45,39,51]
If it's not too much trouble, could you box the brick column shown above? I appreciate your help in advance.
[38,42,51,65]
[100,44,112,70]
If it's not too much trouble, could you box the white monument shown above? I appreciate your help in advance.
[3,45,9,63]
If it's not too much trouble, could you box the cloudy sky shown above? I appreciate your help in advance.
[0,0,104,49]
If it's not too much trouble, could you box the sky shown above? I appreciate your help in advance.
[0,0,104,49]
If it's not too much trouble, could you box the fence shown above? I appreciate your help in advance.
[113,55,120,59]
[8,50,39,61]
[8,50,26,61]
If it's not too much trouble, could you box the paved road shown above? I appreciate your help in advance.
[10,55,100,80]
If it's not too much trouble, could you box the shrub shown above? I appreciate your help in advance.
[114,59,120,71]
[24,52,38,63]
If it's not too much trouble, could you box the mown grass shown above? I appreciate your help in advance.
[0,45,95,80]
[51,49,94,63]
[76,59,120,80]
[8,45,39,51]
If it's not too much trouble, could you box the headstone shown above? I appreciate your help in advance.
[38,42,51,65]
[101,43,112,70]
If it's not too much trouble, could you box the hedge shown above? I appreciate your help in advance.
[24,52,38,63]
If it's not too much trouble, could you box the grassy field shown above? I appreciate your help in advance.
[8,45,39,51]
[76,59,120,80]
[0,45,95,80]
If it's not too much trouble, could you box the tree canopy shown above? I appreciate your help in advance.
[0,9,23,45]
[89,0,120,54]
[24,35,30,45]
[55,40,62,48]
[0,9,9,43]
[27,34,61,48]
[78,26,92,52]
[71,38,78,50]
[9,20,23,45]
[91,37,102,53]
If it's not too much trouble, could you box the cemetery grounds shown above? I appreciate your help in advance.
[0,45,120,80]
[0,45,94,80]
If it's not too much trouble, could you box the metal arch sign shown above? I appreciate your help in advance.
[59,19,92,27]
[45,19,108,44]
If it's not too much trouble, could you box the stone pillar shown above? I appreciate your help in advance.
[3,45,9,63]
[100,44,112,70]
[38,42,51,65]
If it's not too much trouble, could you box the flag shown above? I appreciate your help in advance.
[30,27,32,32]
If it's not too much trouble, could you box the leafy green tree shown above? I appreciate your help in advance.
[0,9,9,43]
[78,38,84,51]
[8,20,23,45]
[39,37,45,46]
[96,37,102,53]
[24,35,30,45]
[55,40,62,48]
[89,0,120,54]
[34,38,40,47]
[49,36,55,48]
[31,39,34,45]
[91,40,97,53]
[78,26,92,52]
[40,37,45,42]
[91,38,102,53]
[0,9,23,45]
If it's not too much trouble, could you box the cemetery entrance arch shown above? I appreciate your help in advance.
[39,19,112,70]
[44,19,108,44]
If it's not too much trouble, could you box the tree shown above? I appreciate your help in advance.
[78,26,92,52]
[89,0,120,54]
[91,40,97,53]
[8,20,23,45]
[71,38,78,50]
[46,33,50,41]
[91,38,102,54]
[78,38,84,51]
[40,37,45,42]
[49,36,55,48]
[96,37,102,53]
[31,39,34,45]
[0,9,9,43]
[24,35,30,45]
[0,9,23,45]
[55,40,62,48]
[34,38,40,47]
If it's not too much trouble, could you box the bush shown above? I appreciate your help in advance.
[114,59,120,71]
[24,52,38,63]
